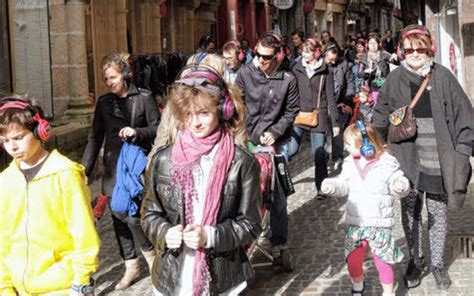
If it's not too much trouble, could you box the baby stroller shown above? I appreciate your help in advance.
[246,145,295,272]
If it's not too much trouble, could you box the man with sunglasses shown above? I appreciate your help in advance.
[235,33,299,272]
[373,25,473,290]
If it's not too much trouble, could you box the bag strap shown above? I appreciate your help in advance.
[408,70,432,109]
[316,75,324,110]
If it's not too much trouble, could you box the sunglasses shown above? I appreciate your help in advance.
[255,51,276,61]
[404,48,430,55]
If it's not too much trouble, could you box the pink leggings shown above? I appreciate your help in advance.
[347,240,394,285]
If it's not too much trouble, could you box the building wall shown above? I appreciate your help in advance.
[9,0,53,114]
[459,0,474,102]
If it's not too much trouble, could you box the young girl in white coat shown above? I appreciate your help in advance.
[321,121,410,296]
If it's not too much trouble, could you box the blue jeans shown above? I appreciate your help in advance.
[288,125,328,191]
[270,138,291,247]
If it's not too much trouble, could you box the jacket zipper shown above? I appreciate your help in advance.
[22,179,31,293]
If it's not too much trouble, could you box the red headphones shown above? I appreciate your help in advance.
[396,25,436,61]
[227,40,245,62]
[305,38,322,59]
[0,98,52,142]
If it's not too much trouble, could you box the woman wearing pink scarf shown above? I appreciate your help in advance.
[141,64,262,295]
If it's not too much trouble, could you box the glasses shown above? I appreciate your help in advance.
[404,48,430,55]
[255,51,276,61]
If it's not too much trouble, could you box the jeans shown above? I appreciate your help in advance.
[288,125,327,191]
[270,138,291,247]
[111,210,154,260]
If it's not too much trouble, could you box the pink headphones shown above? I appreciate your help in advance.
[305,38,322,59]
[0,98,52,142]
[176,64,235,121]
[227,40,245,62]
[396,25,436,60]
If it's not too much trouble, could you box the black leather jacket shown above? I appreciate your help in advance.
[141,144,262,294]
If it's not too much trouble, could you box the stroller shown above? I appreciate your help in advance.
[246,145,295,272]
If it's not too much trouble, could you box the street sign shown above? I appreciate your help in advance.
[274,0,294,10]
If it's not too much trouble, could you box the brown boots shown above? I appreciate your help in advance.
[114,249,156,290]
[142,249,156,272]
[114,258,140,290]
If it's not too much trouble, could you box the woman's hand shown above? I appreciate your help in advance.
[165,225,183,249]
[118,127,137,140]
[260,132,276,146]
[183,224,207,249]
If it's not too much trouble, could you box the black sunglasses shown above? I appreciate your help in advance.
[255,51,276,61]
[404,48,430,55]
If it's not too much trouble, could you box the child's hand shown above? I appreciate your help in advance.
[391,176,410,197]
[183,224,207,249]
[165,225,183,249]
[321,179,336,196]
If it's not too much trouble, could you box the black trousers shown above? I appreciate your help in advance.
[111,210,154,260]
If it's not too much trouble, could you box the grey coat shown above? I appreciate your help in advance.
[292,60,337,133]
[373,64,473,209]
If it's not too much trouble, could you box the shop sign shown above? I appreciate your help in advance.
[274,0,294,10]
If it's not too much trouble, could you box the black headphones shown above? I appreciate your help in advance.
[176,64,235,121]
[356,120,376,159]
[0,97,52,142]
[110,53,133,84]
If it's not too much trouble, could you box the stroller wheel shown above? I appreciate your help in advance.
[280,249,295,272]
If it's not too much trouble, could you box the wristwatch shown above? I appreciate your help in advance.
[72,278,95,295]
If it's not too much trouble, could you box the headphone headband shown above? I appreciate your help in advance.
[355,120,376,159]
[0,97,52,141]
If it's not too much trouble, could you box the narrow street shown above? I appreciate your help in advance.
[91,137,474,295]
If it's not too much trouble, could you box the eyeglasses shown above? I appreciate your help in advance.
[404,48,430,55]
[255,51,276,61]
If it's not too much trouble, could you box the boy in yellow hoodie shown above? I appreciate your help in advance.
[0,96,100,296]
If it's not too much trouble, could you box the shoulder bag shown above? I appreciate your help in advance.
[294,75,324,127]
[387,71,431,143]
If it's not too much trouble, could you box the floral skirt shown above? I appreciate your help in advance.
[344,225,404,264]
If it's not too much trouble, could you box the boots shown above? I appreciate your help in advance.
[404,257,425,289]
[114,258,140,290]
[142,249,156,272]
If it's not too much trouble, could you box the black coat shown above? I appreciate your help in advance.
[373,64,473,208]
[330,58,356,105]
[235,61,300,144]
[141,145,262,294]
[292,60,338,132]
[82,84,160,196]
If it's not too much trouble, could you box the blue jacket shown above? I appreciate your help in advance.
[111,142,148,216]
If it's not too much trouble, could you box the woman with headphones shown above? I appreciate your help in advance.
[81,53,161,290]
[289,38,338,198]
[373,24,473,290]
[142,64,261,295]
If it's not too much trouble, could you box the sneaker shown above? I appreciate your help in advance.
[271,244,288,259]
[431,266,451,290]
[404,257,425,289]
[351,280,365,296]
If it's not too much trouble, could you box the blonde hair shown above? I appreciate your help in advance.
[167,81,245,142]
[343,122,387,157]
[186,53,225,76]
[100,52,131,72]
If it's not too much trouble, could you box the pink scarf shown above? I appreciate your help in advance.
[171,127,234,296]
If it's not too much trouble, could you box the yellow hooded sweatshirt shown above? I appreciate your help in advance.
[0,149,100,295]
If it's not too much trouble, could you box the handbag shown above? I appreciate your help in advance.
[274,154,295,197]
[294,75,324,127]
[388,71,431,143]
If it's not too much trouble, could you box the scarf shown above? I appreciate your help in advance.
[401,58,433,77]
[302,58,323,78]
[171,127,235,296]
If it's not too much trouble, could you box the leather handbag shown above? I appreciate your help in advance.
[388,71,431,143]
[294,75,324,127]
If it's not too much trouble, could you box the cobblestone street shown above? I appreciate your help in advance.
[91,137,474,295]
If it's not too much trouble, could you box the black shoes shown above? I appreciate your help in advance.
[404,257,425,289]
[431,266,451,290]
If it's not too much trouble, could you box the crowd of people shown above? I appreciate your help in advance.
[0,24,472,296]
